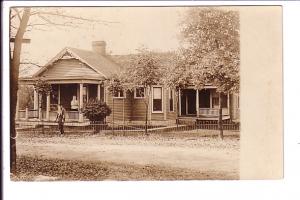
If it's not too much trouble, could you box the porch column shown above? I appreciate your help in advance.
[34,90,38,110]
[210,90,213,108]
[46,94,50,121]
[79,83,84,122]
[58,85,61,105]
[25,107,29,120]
[38,94,42,120]
[196,89,199,117]
[15,91,19,120]
[86,84,89,102]
[104,85,107,103]
[97,84,101,100]
[178,89,181,116]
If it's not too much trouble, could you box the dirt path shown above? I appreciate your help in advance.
[16,133,239,177]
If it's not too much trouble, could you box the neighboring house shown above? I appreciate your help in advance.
[17,41,239,126]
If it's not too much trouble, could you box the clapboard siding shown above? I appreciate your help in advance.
[132,98,148,120]
[106,91,132,121]
[40,59,100,78]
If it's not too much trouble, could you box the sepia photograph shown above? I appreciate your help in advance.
[9,6,241,181]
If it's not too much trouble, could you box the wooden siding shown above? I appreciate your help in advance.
[131,98,148,121]
[40,59,100,79]
[106,90,132,121]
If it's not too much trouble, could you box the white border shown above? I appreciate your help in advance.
[2,1,300,200]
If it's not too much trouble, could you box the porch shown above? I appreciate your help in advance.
[179,88,230,120]
[16,80,105,124]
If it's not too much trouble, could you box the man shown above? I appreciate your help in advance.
[55,104,66,135]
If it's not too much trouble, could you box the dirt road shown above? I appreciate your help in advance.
[16,131,240,180]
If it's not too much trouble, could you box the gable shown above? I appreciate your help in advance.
[39,58,102,79]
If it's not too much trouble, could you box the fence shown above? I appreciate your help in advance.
[17,116,240,135]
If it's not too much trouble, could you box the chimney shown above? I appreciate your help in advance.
[92,41,106,55]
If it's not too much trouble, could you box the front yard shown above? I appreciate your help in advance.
[12,130,240,181]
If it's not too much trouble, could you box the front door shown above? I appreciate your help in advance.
[180,89,197,115]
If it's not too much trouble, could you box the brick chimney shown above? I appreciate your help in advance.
[92,41,106,55]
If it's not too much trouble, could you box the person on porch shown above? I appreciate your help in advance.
[55,104,66,135]
[71,96,79,110]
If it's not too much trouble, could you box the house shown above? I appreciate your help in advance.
[16,41,239,127]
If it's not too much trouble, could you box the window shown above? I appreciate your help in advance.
[169,89,174,112]
[152,87,163,112]
[113,90,125,98]
[212,90,228,108]
[134,87,145,98]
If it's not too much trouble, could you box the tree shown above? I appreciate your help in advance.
[10,8,31,174]
[122,48,162,135]
[106,73,126,133]
[18,85,34,110]
[181,8,240,139]
[82,99,112,133]
[161,52,191,125]
[10,7,114,173]
[33,78,52,134]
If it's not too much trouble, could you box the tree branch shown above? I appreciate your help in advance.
[20,62,43,68]
[31,10,119,25]
[12,8,22,21]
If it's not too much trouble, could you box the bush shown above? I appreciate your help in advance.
[82,99,112,123]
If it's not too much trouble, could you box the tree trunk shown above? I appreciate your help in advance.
[144,87,150,135]
[10,8,31,174]
[218,92,224,140]
[176,90,180,128]
[122,97,125,135]
[145,103,148,135]
[40,94,44,134]
[112,97,114,134]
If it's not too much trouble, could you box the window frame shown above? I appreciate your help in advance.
[134,87,145,99]
[152,86,163,113]
[112,90,126,99]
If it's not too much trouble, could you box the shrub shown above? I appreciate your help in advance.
[82,99,112,123]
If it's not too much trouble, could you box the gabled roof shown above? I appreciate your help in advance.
[33,47,122,78]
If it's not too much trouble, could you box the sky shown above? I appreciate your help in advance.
[20,7,188,66]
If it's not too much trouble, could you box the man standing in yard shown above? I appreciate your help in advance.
[55,104,66,135]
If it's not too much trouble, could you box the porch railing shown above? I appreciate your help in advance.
[199,108,229,116]
[18,110,26,119]
[65,111,80,121]
[28,109,38,118]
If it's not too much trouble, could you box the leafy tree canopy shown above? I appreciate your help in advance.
[34,78,52,95]
[181,7,240,93]
[124,48,163,89]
